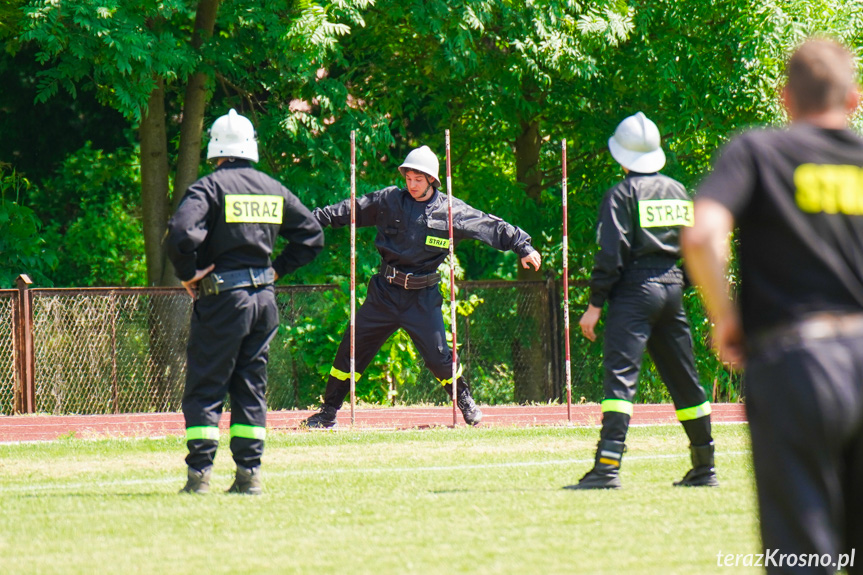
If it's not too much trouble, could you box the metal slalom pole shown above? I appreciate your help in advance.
[562,139,572,422]
[350,130,357,427]
[445,129,458,426]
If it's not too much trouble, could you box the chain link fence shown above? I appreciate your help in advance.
[261,282,595,410]
[0,294,16,414]
[31,289,192,415]
[4,281,600,416]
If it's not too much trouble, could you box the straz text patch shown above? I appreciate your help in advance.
[638,199,694,228]
[225,195,283,224]
[794,163,863,215]
[425,236,450,249]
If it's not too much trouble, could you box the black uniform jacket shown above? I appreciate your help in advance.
[314,186,536,275]
[589,172,691,307]
[697,125,863,334]
[167,161,324,282]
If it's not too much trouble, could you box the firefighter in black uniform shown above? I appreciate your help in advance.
[303,145,542,428]
[167,109,324,494]
[684,39,863,573]
[570,112,717,490]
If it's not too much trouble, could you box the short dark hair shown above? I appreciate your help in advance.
[403,168,431,180]
[786,38,858,114]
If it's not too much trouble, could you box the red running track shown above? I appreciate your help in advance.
[0,404,746,443]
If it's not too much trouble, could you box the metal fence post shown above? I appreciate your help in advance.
[545,276,563,402]
[14,274,34,414]
[110,292,119,414]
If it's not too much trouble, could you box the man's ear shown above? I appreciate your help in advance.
[781,86,796,119]
[845,84,861,115]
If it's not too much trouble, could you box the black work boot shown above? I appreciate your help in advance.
[179,466,212,494]
[456,386,483,426]
[674,441,719,487]
[302,404,339,429]
[227,465,262,495]
[566,439,625,490]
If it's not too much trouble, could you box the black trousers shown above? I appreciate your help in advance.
[323,274,461,409]
[182,286,278,471]
[747,332,863,574]
[600,281,710,443]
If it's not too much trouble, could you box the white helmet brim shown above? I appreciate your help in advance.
[608,111,666,173]
[398,145,441,188]
[608,136,666,173]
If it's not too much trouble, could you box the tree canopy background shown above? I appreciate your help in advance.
[2,0,862,403]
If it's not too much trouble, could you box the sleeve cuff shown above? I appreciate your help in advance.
[516,244,536,258]
[174,263,197,283]
[589,292,607,308]
[272,261,289,279]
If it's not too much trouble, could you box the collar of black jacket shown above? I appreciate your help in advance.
[215,159,253,170]
[401,186,441,205]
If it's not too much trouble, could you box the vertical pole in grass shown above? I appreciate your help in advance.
[350,130,357,428]
[445,129,458,426]
[562,139,572,422]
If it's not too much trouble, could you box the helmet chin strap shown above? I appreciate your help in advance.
[417,176,434,201]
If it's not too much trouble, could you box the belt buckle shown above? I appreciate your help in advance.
[200,273,221,296]
[249,268,259,288]
[402,272,412,288]
[386,267,397,284]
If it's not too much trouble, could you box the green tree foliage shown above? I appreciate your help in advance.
[327,0,634,277]
[7,0,863,403]
[30,143,146,286]
[0,168,57,287]
[18,0,373,286]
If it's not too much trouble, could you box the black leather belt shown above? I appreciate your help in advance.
[381,264,441,289]
[620,267,684,285]
[748,312,863,356]
[198,267,275,297]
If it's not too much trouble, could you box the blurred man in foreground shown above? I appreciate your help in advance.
[683,38,863,572]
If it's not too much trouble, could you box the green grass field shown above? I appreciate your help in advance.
[0,424,760,574]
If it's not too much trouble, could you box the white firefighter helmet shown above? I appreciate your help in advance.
[608,111,666,173]
[207,109,259,163]
[398,145,441,188]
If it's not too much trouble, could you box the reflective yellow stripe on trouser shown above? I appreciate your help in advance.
[601,399,634,416]
[676,401,712,421]
[186,426,220,441]
[230,424,266,440]
[330,366,362,381]
[437,364,464,386]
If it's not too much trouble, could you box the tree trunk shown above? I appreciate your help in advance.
[140,78,171,288]
[512,117,553,403]
[160,0,221,286]
[139,78,183,407]
[142,1,222,408]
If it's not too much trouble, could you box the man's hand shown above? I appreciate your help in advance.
[579,304,602,342]
[521,251,542,271]
[181,264,216,299]
[712,314,746,369]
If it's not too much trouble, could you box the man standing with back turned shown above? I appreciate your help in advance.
[683,38,862,572]
[571,111,717,490]
[168,109,323,495]
[303,145,541,429]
